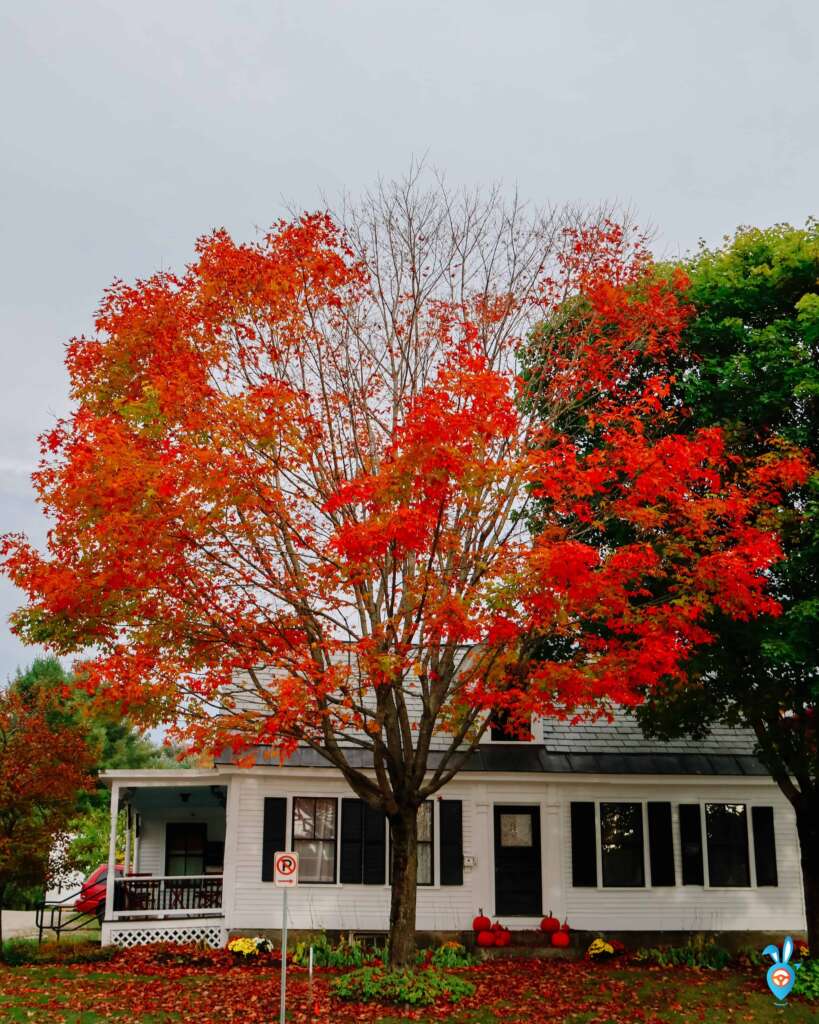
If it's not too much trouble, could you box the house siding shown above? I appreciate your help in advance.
[223,770,805,936]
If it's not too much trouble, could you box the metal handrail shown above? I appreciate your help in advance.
[35,888,98,943]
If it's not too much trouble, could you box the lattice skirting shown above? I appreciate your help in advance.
[109,924,225,948]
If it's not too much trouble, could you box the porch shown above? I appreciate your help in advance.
[101,771,230,947]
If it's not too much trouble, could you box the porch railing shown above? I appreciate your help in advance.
[113,875,223,917]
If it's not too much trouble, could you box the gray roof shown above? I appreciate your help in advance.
[216,710,766,776]
[540,708,757,756]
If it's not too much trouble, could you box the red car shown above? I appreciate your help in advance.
[75,864,123,921]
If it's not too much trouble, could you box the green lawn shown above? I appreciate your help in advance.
[0,960,814,1023]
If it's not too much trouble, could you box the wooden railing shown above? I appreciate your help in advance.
[113,875,223,917]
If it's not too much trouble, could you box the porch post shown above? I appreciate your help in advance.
[104,782,119,922]
[123,804,132,876]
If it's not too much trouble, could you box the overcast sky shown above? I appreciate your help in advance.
[1,0,817,683]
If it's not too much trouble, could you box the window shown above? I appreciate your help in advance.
[165,823,207,876]
[293,797,337,883]
[417,802,434,885]
[705,803,750,887]
[600,803,645,887]
[388,801,434,885]
[489,709,532,742]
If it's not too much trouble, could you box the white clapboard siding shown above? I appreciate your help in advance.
[559,779,805,933]
[223,770,805,935]
[228,770,476,932]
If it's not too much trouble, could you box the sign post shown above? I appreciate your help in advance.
[273,851,299,1024]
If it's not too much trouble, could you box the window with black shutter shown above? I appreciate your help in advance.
[647,802,675,886]
[439,800,463,885]
[705,803,750,887]
[261,797,286,882]
[600,802,645,887]
[679,804,704,885]
[340,798,387,885]
[570,802,597,887]
[752,806,778,887]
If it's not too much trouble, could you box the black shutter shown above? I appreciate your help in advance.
[570,802,597,887]
[679,804,704,885]
[362,804,387,885]
[647,802,675,886]
[440,800,463,885]
[340,799,386,885]
[752,806,778,887]
[261,797,286,882]
[340,799,364,883]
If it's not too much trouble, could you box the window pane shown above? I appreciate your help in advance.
[314,799,337,840]
[293,798,315,839]
[166,855,189,877]
[601,803,645,887]
[295,839,335,882]
[500,813,533,847]
[417,842,432,885]
[706,804,750,887]
[418,803,432,842]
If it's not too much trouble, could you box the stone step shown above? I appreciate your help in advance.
[476,945,575,960]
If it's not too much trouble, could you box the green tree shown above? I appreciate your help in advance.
[635,223,819,950]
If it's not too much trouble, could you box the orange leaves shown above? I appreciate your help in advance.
[0,210,810,763]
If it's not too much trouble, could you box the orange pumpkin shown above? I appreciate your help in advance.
[472,909,491,932]
[540,911,559,933]
[476,929,496,947]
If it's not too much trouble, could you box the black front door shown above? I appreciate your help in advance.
[493,805,542,916]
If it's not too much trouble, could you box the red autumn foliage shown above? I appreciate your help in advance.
[0,202,809,961]
[0,684,95,947]
[0,947,803,1022]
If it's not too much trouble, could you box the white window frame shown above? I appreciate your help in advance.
[485,711,541,745]
[291,794,339,885]
[593,799,651,890]
[700,800,758,891]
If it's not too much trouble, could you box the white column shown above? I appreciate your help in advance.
[104,782,119,922]
[133,814,140,874]
[123,804,132,876]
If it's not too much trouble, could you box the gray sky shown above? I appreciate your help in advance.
[1,0,817,683]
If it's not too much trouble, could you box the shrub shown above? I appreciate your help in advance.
[331,965,475,1006]
[415,942,476,968]
[634,942,731,970]
[794,957,819,1001]
[1,938,115,966]
[292,933,375,969]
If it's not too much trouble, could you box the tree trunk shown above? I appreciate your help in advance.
[0,884,5,960]
[795,804,819,954]
[388,805,419,967]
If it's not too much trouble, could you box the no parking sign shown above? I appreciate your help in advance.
[274,850,299,887]
[273,851,298,1024]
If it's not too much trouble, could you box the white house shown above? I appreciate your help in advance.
[99,711,807,949]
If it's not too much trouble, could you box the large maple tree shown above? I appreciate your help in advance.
[1,181,806,963]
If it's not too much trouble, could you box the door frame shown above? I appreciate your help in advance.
[491,802,544,917]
